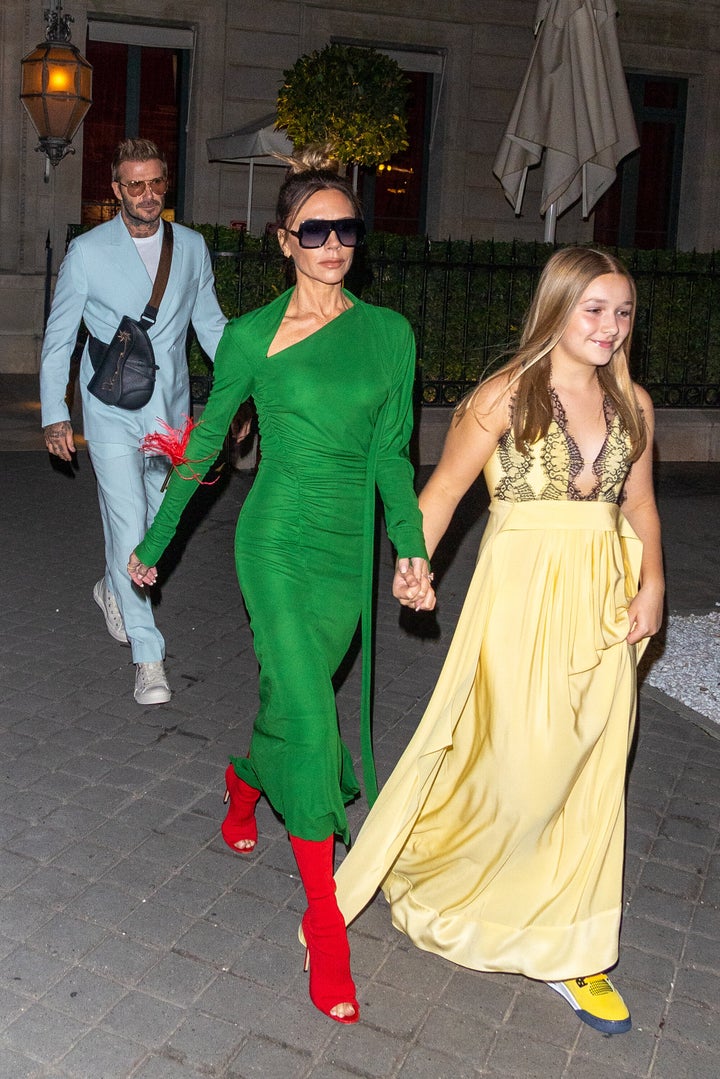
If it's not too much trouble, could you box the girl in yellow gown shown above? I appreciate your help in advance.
[335,247,665,1035]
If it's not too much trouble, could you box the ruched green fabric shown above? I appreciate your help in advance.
[137,288,427,841]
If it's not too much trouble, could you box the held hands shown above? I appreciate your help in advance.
[626,582,664,645]
[393,557,436,612]
[127,551,158,589]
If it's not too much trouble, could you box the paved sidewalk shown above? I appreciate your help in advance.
[0,381,718,1077]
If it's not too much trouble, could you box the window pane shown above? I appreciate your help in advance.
[359,71,430,235]
[80,37,184,224]
[139,47,179,212]
[593,73,685,249]
[81,40,127,220]
[592,159,625,247]
[634,122,675,248]
[644,80,678,109]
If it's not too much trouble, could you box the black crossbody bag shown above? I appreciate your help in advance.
[87,219,174,410]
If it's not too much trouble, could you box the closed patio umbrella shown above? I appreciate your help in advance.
[493,0,639,241]
[207,116,293,234]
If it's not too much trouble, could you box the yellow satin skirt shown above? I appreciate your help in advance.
[336,500,647,981]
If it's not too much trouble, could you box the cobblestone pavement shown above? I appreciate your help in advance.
[0,396,718,1077]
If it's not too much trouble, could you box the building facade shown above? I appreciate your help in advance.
[3,0,720,372]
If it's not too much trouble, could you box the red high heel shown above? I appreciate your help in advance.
[221,763,261,853]
[290,834,359,1024]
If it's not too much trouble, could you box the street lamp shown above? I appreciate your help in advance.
[20,1,93,181]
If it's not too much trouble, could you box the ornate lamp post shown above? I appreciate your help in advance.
[20,1,93,181]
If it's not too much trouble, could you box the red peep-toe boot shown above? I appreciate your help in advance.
[290,834,359,1024]
[221,763,261,853]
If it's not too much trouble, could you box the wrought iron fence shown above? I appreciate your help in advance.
[69,223,720,408]
[357,239,720,408]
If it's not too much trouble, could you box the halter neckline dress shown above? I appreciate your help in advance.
[334,393,647,980]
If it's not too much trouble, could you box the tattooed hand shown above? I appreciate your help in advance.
[43,420,75,461]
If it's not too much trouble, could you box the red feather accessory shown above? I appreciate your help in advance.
[140,416,221,489]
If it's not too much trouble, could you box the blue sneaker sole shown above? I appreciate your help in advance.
[548,980,631,1035]
[575,1007,632,1035]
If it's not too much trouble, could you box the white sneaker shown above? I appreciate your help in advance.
[134,661,171,705]
[93,578,128,644]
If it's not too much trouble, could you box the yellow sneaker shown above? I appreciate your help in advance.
[547,973,631,1034]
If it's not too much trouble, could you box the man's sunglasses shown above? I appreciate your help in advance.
[286,218,365,249]
[116,177,168,197]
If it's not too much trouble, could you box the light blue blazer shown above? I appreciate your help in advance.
[40,213,227,446]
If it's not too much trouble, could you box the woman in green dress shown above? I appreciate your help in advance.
[127,149,435,1023]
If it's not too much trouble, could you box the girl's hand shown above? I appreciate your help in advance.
[626,582,664,644]
[393,557,436,612]
[127,551,158,588]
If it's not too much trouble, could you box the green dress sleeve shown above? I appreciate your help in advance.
[356,307,428,806]
[136,317,254,566]
[373,311,428,561]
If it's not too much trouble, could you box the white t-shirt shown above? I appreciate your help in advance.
[133,227,163,280]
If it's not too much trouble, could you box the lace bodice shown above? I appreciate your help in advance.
[485,390,633,504]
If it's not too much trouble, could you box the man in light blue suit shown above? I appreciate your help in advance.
[41,139,227,705]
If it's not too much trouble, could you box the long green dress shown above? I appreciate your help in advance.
[136,288,427,842]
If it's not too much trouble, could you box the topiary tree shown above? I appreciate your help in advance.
[276,43,409,167]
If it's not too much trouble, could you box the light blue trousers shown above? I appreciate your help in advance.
[88,441,168,664]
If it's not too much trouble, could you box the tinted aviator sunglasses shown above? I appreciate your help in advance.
[116,177,168,196]
[287,218,365,249]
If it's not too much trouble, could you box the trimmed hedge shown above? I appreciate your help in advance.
[101,222,719,408]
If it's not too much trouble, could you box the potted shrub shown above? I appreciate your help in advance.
[276,43,409,169]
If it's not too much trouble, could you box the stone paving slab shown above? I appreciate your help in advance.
[0,449,718,1078]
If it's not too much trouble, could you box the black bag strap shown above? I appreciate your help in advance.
[139,219,174,328]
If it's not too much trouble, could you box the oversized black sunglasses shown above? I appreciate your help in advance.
[287,218,365,249]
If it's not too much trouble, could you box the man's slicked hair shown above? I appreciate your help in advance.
[112,139,167,182]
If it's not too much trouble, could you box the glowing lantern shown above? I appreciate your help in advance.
[20,1,92,180]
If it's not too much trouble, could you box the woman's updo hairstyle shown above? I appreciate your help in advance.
[275,143,362,228]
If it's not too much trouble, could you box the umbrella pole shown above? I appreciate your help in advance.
[247,162,254,234]
[544,201,558,243]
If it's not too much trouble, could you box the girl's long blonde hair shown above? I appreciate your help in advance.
[457,247,647,460]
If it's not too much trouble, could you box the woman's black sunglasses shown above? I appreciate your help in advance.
[287,218,365,249]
